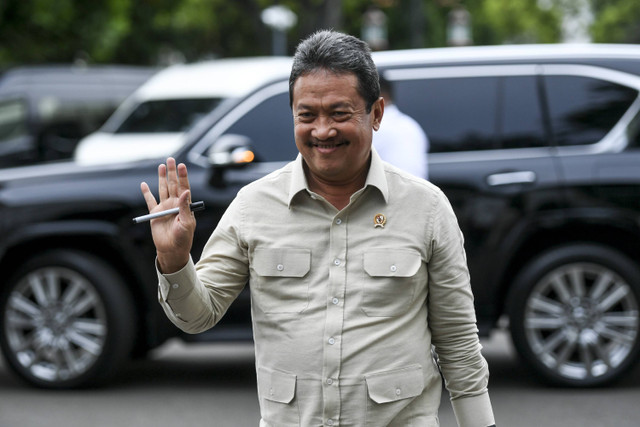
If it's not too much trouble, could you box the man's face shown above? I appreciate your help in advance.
[292,70,383,185]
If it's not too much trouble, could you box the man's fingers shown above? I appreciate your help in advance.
[158,163,169,200]
[178,189,192,220]
[148,158,191,214]
[167,157,179,198]
[177,162,191,199]
[140,182,158,212]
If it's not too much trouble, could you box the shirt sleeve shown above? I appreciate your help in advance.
[426,188,495,426]
[156,196,249,334]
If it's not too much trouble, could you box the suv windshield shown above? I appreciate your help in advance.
[115,98,221,133]
[0,98,28,143]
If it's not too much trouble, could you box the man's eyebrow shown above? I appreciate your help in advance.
[329,101,355,110]
[294,100,359,113]
[295,103,313,111]
[296,101,354,110]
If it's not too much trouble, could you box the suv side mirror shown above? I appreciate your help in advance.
[208,134,256,167]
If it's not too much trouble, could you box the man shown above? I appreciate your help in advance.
[373,73,429,179]
[141,30,495,427]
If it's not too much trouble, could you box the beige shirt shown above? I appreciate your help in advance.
[157,149,495,427]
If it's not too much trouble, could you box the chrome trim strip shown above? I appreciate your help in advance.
[540,64,640,89]
[429,147,555,164]
[372,44,640,68]
[385,64,540,80]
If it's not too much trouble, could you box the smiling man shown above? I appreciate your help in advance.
[292,68,381,210]
[141,30,495,427]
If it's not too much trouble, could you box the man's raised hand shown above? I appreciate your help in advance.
[140,157,196,273]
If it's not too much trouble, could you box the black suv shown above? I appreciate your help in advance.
[1,44,639,389]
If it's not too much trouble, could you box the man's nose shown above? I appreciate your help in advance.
[312,116,337,140]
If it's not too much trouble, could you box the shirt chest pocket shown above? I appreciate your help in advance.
[252,248,311,314]
[362,249,423,317]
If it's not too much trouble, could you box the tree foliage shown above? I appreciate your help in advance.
[591,0,640,43]
[0,0,636,67]
[470,0,561,44]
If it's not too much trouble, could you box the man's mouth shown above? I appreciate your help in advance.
[308,141,350,149]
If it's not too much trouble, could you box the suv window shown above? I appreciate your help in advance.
[501,76,547,149]
[628,112,640,149]
[223,92,296,162]
[396,76,497,153]
[543,75,638,147]
[0,98,28,143]
[116,98,221,133]
[394,75,545,153]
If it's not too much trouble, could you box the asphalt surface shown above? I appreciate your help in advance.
[1,329,639,427]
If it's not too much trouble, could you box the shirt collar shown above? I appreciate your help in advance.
[287,148,389,207]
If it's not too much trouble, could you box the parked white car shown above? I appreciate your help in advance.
[73,57,292,165]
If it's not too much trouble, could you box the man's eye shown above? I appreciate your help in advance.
[297,113,314,121]
[333,111,350,120]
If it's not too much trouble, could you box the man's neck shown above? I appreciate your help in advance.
[304,166,369,211]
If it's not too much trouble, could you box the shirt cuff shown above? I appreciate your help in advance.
[451,392,495,427]
[156,256,195,301]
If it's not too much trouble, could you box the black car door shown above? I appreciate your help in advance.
[388,66,563,327]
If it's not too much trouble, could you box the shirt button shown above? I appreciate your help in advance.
[390,265,397,272]
[395,388,402,396]
[335,218,342,225]
[332,298,339,305]
[333,259,341,266]
[326,378,333,385]
[327,419,334,426]
[328,337,336,345]
[172,283,179,289]
[276,264,284,271]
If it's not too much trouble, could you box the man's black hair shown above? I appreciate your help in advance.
[289,30,380,113]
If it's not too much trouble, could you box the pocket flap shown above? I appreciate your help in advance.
[258,367,297,404]
[365,364,425,404]
[364,249,422,278]
[253,248,311,277]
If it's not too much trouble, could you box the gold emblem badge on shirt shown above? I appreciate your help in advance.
[374,213,386,228]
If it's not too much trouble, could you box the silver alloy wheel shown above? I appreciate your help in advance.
[524,262,639,381]
[3,266,107,383]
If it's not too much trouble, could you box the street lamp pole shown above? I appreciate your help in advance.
[261,5,298,56]
[447,6,472,46]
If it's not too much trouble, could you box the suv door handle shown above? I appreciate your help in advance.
[486,171,536,186]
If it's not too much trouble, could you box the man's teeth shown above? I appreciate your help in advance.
[314,142,344,148]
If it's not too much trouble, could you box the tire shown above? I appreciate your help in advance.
[0,250,136,389]
[507,243,640,387]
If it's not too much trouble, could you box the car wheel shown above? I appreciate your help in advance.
[507,244,640,387]
[0,250,136,388]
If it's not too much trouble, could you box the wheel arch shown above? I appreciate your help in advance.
[495,215,640,319]
[0,221,160,352]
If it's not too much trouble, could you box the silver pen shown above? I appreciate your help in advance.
[132,201,205,224]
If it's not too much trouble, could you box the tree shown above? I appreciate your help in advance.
[0,0,132,65]
[470,0,562,45]
[0,0,273,66]
[1,0,637,68]
[591,0,640,43]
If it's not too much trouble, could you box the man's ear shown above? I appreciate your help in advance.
[372,97,384,131]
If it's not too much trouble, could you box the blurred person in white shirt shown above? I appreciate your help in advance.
[373,73,429,179]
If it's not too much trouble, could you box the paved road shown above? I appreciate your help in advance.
[1,329,639,427]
